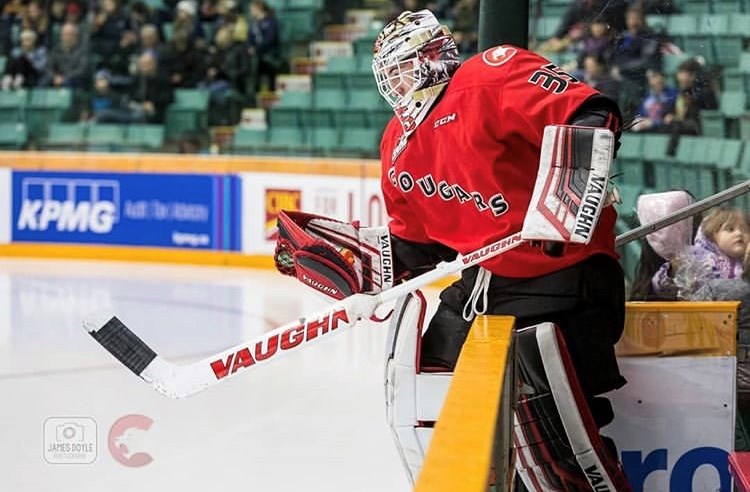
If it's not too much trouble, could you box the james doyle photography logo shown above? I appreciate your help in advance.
[108,414,154,467]
[43,417,97,464]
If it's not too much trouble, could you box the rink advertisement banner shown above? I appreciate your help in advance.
[0,168,9,244]
[606,302,737,492]
[240,173,386,255]
[11,171,241,250]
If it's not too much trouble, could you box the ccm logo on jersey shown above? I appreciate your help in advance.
[482,45,517,66]
[433,113,456,129]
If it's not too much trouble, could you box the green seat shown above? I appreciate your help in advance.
[26,88,73,139]
[333,108,369,128]
[697,14,729,34]
[314,72,346,91]
[368,108,393,129]
[165,88,210,139]
[324,56,358,75]
[729,13,750,36]
[230,127,267,154]
[714,35,743,67]
[270,90,311,127]
[338,127,380,157]
[300,108,335,128]
[682,0,712,13]
[287,0,323,7]
[721,91,747,118]
[313,88,347,110]
[667,14,699,37]
[531,16,560,41]
[662,53,693,77]
[642,133,674,190]
[716,138,744,190]
[124,124,164,152]
[44,122,86,150]
[700,109,725,138]
[349,72,376,90]
[0,89,27,123]
[681,35,715,66]
[0,122,27,149]
[281,8,318,42]
[714,0,742,13]
[86,123,126,151]
[614,133,645,186]
[353,37,376,56]
[348,88,386,111]
[741,114,750,140]
[267,125,308,154]
[310,127,340,155]
[676,136,718,197]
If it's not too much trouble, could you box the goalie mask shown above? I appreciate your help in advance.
[372,9,460,135]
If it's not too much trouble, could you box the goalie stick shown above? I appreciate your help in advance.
[84,125,615,399]
[84,231,526,398]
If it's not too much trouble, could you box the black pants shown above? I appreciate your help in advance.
[420,253,627,400]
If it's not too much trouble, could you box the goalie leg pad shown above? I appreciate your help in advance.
[513,322,632,492]
[385,290,451,485]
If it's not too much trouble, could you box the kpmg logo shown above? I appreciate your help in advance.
[17,177,120,233]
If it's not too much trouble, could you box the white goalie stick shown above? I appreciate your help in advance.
[82,126,617,399]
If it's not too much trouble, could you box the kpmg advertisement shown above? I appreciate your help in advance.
[11,171,241,251]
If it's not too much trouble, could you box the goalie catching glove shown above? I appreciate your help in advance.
[274,211,396,300]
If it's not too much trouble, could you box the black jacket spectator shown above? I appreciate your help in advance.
[164,30,207,88]
[42,22,89,87]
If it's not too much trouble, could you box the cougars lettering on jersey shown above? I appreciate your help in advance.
[379,46,618,278]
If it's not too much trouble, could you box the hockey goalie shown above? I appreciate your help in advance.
[274,8,631,492]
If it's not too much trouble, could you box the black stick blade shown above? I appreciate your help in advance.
[88,316,157,376]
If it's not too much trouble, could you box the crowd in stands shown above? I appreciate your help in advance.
[534,0,725,152]
[0,0,282,125]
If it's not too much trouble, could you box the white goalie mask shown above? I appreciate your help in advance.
[372,10,460,135]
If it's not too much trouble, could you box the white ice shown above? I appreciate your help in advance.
[0,258,424,491]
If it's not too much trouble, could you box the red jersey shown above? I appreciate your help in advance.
[380,46,619,278]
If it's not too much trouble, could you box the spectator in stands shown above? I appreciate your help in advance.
[138,23,166,62]
[0,0,24,56]
[41,22,89,88]
[664,207,749,300]
[538,0,626,53]
[574,18,615,70]
[247,0,280,93]
[612,4,661,98]
[629,190,696,300]
[632,68,677,133]
[19,0,49,48]
[127,2,161,42]
[64,2,84,26]
[201,25,249,101]
[174,0,207,48]
[91,0,130,63]
[2,29,46,89]
[80,69,128,122]
[582,53,619,102]
[49,1,84,45]
[121,51,173,123]
[450,0,479,54]
[164,29,207,88]
[665,58,718,153]
[215,0,247,43]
